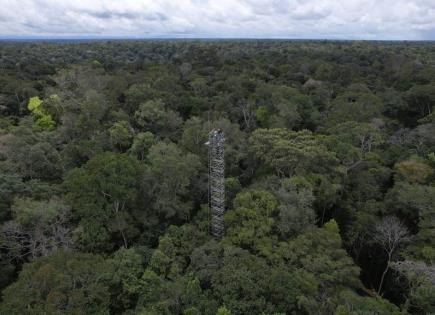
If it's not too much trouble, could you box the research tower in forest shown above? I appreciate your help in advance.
[207,129,225,238]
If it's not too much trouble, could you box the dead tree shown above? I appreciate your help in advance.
[373,216,410,294]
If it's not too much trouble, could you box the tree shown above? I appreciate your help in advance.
[392,260,435,313]
[106,247,150,313]
[1,196,72,261]
[180,117,209,158]
[384,182,435,265]
[225,177,242,208]
[28,96,55,131]
[109,120,133,150]
[254,83,314,129]
[128,131,156,161]
[276,177,316,238]
[335,290,402,315]
[40,94,64,124]
[394,159,433,185]
[235,99,256,130]
[147,224,209,280]
[249,128,339,177]
[191,244,296,315]
[179,117,249,178]
[373,216,410,294]
[143,142,201,221]
[389,123,435,156]
[5,128,62,180]
[0,162,26,222]
[64,152,141,251]
[326,121,384,172]
[255,106,270,128]
[279,220,362,313]
[134,99,182,140]
[216,306,232,315]
[404,84,435,121]
[0,251,112,315]
[324,90,383,128]
[135,269,171,314]
[224,189,279,257]
[125,83,155,113]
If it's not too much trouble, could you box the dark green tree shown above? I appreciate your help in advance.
[64,152,141,251]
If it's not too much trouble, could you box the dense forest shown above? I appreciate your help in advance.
[0,40,434,315]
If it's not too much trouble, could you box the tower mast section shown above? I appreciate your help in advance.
[208,129,225,238]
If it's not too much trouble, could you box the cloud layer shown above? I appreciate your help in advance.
[1,0,435,40]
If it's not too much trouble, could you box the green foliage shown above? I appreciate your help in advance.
[5,130,62,180]
[325,121,384,169]
[278,224,362,313]
[394,158,433,185]
[225,189,279,256]
[225,177,242,207]
[0,251,111,315]
[180,117,208,157]
[11,196,66,226]
[134,99,182,140]
[28,96,43,115]
[136,269,169,312]
[256,106,270,127]
[144,142,201,220]
[129,131,156,160]
[109,120,133,149]
[149,224,209,280]
[64,152,141,251]
[0,196,71,261]
[276,177,316,238]
[392,260,435,314]
[0,162,26,221]
[1,41,435,315]
[324,219,340,235]
[324,89,383,127]
[28,96,55,131]
[335,290,402,315]
[216,306,232,315]
[386,183,435,262]
[106,247,150,312]
[250,128,339,177]
[404,84,435,120]
[255,84,314,129]
[191,243,300,315]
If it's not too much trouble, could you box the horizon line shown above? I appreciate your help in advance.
[1,35,435,43]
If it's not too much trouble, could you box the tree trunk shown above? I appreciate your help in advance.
[121,230,128,248]
[378,251,392,295]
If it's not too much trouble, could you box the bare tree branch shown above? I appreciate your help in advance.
[373,216,410,294]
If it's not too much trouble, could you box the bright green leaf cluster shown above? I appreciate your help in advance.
[28,96,55,131]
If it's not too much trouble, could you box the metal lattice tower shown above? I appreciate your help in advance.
[207,129,225,238]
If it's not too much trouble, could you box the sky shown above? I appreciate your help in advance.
[1,0,435,40]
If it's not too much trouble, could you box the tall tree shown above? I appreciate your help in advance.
[64,152,141,251]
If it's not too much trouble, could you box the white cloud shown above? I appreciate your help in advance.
[0,0,434,39]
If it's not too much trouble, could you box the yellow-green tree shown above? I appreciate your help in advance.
[28,96,55,131]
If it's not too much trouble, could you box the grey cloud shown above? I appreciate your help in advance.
[0,0,434,39]
[291,9,332,21]
[86,11,167,21]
